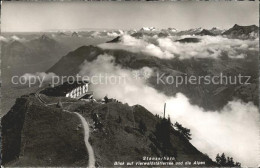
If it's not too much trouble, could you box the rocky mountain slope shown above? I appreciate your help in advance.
[222,24,259,39]
[195,29,215,36]
[1,93,216,166]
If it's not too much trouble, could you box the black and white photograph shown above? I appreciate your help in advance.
[0,1,259,167]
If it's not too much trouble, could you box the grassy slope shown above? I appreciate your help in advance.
[1,95,88,166]
[65,100,216,166]
[2,95,216,167]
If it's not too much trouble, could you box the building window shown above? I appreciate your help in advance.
[85,84,88,92]
[82,85,86,94]
[79,87,82,95]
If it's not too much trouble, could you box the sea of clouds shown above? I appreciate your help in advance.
[78,54,259,167]
[0,35,27,42]
[98,35,258,59]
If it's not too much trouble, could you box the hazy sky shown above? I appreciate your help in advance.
[2,1,259,32]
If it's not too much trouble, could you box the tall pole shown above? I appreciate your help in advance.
[164,103,166,119]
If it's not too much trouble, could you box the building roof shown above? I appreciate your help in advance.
[41,80,89,97]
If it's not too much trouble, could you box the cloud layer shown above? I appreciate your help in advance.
[78,54,259,167]
[98,35,258,59]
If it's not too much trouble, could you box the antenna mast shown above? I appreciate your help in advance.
[164,103,166,118]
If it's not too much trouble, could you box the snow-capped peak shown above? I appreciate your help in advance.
[140,27,156,31]
[167,28,178,32]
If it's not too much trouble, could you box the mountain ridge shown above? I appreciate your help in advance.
[1,93,217,166]
[222,24,259,39]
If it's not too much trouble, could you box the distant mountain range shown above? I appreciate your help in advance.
[133,24,258,39]
[34,24,258,40]
[123,24,258,39]
[209,27,225,35]
[195,29,216,36]
[40,24,259,39]
[1,34,70,75]
[140,27,157,31]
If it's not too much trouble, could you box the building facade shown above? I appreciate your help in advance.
[41,80,93,100]
[65,83,89,99]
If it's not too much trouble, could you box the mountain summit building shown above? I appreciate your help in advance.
[41,80,93,100]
